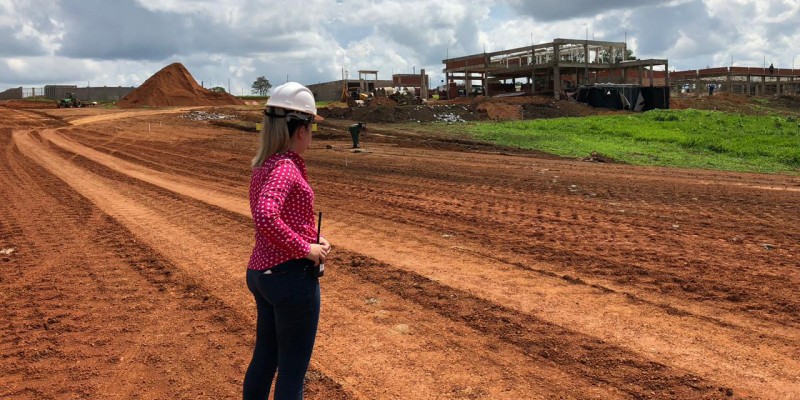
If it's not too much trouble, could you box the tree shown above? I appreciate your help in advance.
[210,86,226,93]
[251,76,272,96]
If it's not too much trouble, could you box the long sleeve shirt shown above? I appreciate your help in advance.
[247,151,317,271]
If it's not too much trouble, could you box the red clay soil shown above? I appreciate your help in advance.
[671,92,800,116]
[117,62,244,108]
[2,105,799,399]
[0,100,57,109]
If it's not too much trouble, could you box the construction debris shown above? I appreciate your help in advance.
[181,110,236,121]
[434,112,466,123]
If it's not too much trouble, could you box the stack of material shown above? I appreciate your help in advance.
[117,63,245,108]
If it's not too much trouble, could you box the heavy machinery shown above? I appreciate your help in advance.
[388,88,421,105]
[57,93,83,108]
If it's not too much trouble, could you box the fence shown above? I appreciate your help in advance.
[0,87,45,100]
[1,85,136,101]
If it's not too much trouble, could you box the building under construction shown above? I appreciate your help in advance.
[670,67,799,96]
[442,38,669,100]
[306,70,430,102]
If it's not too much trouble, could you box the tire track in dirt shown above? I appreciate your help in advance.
[305,150,800,320]
[89,129,800,321]
[32,128,741,399]
[2,129,352,399]
[69,129,800,305]
[33,129,627,398]
[317,185,800,327]
[28,125,796,396]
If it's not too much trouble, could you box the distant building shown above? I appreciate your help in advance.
[306,70,430,102]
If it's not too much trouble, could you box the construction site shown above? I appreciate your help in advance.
[1,39,799,400]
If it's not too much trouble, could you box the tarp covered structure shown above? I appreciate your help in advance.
[574,84,670,112]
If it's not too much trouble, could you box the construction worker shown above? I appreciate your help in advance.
[348,122,367,148]
[243,82,331,400]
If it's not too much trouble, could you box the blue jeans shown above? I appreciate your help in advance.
[243,260,320,400]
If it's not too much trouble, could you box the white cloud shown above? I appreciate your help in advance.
[0,0,797,93]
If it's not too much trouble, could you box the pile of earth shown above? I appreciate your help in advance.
[369,96,397,106]
[319,103,481,123]
[318,94,599,123]
[117,63,245,108]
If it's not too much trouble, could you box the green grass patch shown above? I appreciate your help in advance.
[316,100,348,108]
[454,109,800,174]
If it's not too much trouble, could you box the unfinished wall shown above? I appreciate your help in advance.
[45,85,135,101]
[0,87,23,100]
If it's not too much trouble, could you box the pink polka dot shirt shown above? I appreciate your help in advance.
[248,150,316,271]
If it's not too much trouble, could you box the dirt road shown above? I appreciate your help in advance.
[1,105,799,399]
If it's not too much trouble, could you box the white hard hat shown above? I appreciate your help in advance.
[266,82,319,119]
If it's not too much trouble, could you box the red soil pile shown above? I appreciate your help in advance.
[117,63,245,108]
[477,102,523,120]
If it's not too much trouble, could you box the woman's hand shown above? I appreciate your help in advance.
[307,243,329,266]
[319,236,331,253]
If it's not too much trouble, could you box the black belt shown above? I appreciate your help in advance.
[262,259,316,276]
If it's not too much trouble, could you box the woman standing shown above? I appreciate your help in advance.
[243,82,331,399]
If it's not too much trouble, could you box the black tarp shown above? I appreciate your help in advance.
[575,85,669,111]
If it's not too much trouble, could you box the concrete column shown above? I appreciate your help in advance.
[695,76,701,97]
[638,61,644,85]
[420,69,427,100]
[727,70,732,93]
[649,62,654,87]
[746,75,751,95]
[553,65,561,100]
[465,70,472,94]
[553,43,561,100]
[483,73,489,96]
[665,61,670,88]
[777,76,782,95]
[583,43,589,84]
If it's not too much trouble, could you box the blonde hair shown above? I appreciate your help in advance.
[252,107,291,168]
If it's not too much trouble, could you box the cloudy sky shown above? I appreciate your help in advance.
[1,0,798,94]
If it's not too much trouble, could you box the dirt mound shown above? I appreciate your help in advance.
[319,94,601,123]
[370,96,397,106]
[117,63,245,108]
[477,102,523,120]
[319,103,481,123]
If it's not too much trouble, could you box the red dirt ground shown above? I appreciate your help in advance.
[1,101,799,399]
